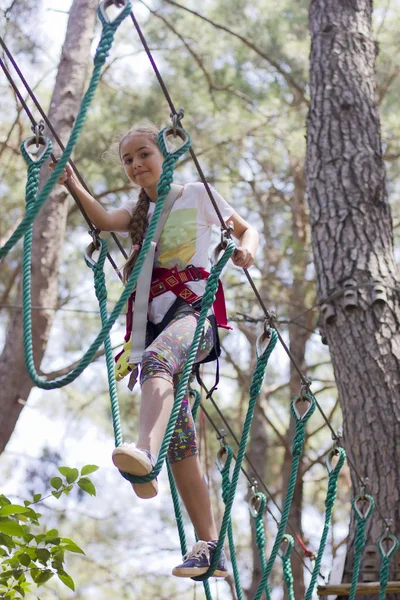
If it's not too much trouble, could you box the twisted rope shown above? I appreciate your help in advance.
[0,1,131,260]
[250,492,272,600]
[253,393,316,599]
[378,533,399,600]
[280,535,295,600]
[21,128,190,389]
[305,447,346,600]
[193,329,278,581]
[219,445,244,600]
[349,494,375,600]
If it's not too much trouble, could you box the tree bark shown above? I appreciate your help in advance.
[0,0,98,453]
[307,1,400,596]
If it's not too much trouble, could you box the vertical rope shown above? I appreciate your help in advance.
[305,447,346,599]
[377,533,399,600]
[280,535,295,600]
[253,393,316,599]
[348,494,375,600]
[250,492,272,600]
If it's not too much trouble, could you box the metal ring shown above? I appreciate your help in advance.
[256,326,272,358]
[292,394,314,420]
[162,125,189,155]
[84,240,101,267]
[249,493,263,518]
[98,0,127,24]
[326,448,340,474]
[379,534,398,558]
[216,446,229,471]
[353,494,374,520]
[23,135,50,163]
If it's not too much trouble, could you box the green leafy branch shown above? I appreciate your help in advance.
[0,464,99,599]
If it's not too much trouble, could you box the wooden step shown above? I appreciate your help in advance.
[317,581,400,596]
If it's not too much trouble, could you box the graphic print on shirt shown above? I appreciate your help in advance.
[156,208,197,270]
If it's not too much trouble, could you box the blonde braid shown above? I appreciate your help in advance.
[122,188,151,282]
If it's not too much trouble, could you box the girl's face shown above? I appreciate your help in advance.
[120,134,163,200]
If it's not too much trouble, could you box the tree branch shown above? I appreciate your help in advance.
[162,0,308,106]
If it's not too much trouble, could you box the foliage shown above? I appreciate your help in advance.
[0,465,98,599]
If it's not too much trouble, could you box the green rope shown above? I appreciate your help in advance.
[0,1,131,260]
[20,128,190,391]
[193,329,278,581]
[83,238,122,446]
[123,240,235,486]
[167,389,202,557]
[280,535,295,600]
[378,533,398,600]
[253,393,316,599]
[219,445,244,600]
[250,492,272,600]
[305,446,346,600]
[167,389,212,600]
[348,494,375,600]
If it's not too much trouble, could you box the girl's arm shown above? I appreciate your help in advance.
[50,162,132,232]
[228,211,259,269]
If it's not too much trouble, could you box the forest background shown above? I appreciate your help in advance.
[0,0,400,599]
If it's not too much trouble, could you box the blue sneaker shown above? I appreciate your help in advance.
[172,540,228,578]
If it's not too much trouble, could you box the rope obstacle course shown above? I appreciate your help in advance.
[1,0,399,597]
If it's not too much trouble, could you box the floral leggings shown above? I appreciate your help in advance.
[140,309,214,463]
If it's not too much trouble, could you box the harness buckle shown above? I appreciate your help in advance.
[151,281,166,296]
[186,264,202,281]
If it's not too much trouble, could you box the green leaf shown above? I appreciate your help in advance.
[60,539,85,555]
[0,532,15,549]
[0,495,11,507]
[51,491,62,500]
[33,494,42,503]
[14,585,25,598]
[12,568,23,579]
[62,485,73,496]
[77,478,96,496]
[58,467,79,483]
[36,548,50,564]
[44,529,59,540]
[19,553,31,567]
[81,465,99,476]
[0,521,25,537]
[34,534,45,544]
[0,506,29,518]
[34,570,54,587]
[57,569,75,591]
[49,477,62,490]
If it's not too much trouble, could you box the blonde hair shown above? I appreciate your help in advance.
[120,121,161,283]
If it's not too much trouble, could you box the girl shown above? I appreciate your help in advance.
[51,121,258,578]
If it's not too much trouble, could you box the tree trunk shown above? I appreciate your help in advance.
[307,1,400,596]
[0,0,98,453]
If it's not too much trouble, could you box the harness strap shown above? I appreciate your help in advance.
[151,265,231,329]
[128,184,183,366]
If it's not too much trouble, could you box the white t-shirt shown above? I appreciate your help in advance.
[121,182,234,324]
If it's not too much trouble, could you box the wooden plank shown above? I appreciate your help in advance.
[317,582,400,596]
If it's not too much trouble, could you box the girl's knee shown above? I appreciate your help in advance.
[140,348,174,384]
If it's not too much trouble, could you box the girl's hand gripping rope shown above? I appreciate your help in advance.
[49,161,76,188]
